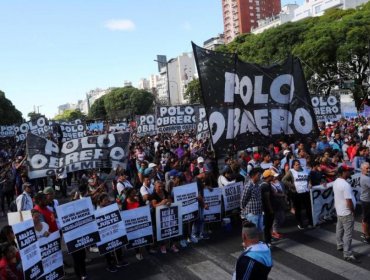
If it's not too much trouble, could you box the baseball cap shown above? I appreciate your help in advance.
[148,163,157,168]
[43,187,55,195]
[253,153,261,161]
[262,170,277,178]
[197,157,205,163]
[338,165,354,174]
[283,149,290,156]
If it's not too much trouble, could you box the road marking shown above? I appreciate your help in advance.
[187,260,232,280]
[305,228,370,256]
[275,239,369,279]
[231,252,312,280]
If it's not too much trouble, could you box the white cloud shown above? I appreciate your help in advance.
[104,19,136,31]
[182,21,192,31]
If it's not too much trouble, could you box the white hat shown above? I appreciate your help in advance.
[197,156,204,163]
[283,149,290,156]
[148,163,157,168]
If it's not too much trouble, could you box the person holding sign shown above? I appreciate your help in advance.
[31,209,50,239]
[282,160,313,229]
[151,180,179,253]
[97,193,129,273]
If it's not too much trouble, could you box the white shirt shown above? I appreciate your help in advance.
[117,180,133,195]
[35,222,49,239]
[140,184,154,198]
[333,177,355,216]
[16,192,33,211]
[290,169,309,193]
[217,175,235,187]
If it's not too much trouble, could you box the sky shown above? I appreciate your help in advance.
[0,0,302,119]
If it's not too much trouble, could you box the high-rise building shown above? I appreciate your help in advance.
[222,0,281,43]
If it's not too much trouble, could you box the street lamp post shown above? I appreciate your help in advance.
[154,59,171,105]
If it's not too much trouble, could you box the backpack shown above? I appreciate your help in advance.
[9,194,26,212]
[9,200,18,212]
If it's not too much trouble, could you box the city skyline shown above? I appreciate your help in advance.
[0,0,300,119]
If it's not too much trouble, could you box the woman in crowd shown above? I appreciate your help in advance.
[151,180,179,253]
[282,159,313,229]
[0,243,23,280]
[31,209,50,239]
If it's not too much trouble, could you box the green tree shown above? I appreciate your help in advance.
[0,90,23,124]
[217,4,370,109]
[88,96,107,119]
[28,112,43,120]
[53,109,86,121]
[103,86,155,120]
[184,79,202,104]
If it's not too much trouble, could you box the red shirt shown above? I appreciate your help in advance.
[126,200,140,210]
[34,205,58,233]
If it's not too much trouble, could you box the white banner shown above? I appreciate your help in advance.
[56,197,100,253]
[310,173,362,225]
[38,231,64,280]
[95,203,128,255]
[173,183,199,222]
[203,188,222,223]
[155,203,182,241]
[121,206,154,249]
[222,182,243,215]
[12,219,43,280]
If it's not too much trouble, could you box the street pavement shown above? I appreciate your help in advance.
[57,214,370,280]
[1,186,370,279]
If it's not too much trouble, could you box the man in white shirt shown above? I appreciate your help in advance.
[116,173,133,195]
[333,165,359,263]
[16,182,33,211]
[140,176,154,205]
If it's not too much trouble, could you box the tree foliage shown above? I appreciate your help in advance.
[53,109,86,121]
[216,4,370,109]
[0,90,23,125]
[88,86,155,120]
[88,96,107,120]
[184,79,202,104]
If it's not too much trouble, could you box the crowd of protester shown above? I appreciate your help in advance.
[1,116,370,279]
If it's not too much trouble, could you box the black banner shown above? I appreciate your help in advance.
[196,107,210,140]
[16,116,50,142]
[311,94,341,122]
[26,132,130,178]
[156,105,197,133]
[156,204,182,241]
[193,43,319,156]
[136,114,157,137]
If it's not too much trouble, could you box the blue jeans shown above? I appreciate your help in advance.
[192,207,204,237]
[245,213,264,233]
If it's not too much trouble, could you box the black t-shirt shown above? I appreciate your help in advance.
[259,181,272,213]
[152,190,169,203]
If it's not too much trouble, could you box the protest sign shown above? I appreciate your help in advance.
[7,210,32,225]
[156,105,197,133]
[193,43,319,157]
[311,94,341,122]
[155,203,182,241]
[12,219,43,280]
[121,206,154,249]
[15,116,50,142]
[0,125,16,137]
[38,231,64,280]
[203,188,222,223]
[26,132,130,179]
[196,107,210,140]
[173,183,199,222]
[310,173,361,225]
[136,114,156,136]
[56,197,100,253]
[95,203,128,255]
[222,182,243,216]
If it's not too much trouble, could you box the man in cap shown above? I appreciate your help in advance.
[193,157,206,177]
[333,165,359,262]
[16,182,33,211]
